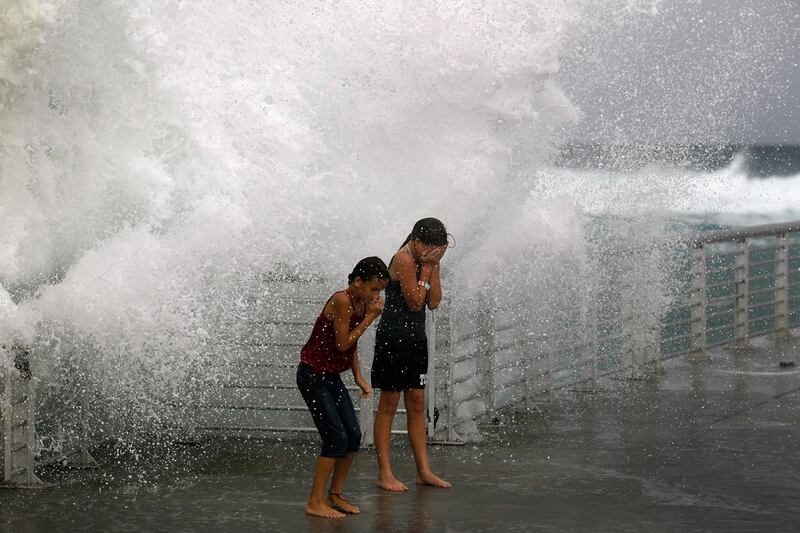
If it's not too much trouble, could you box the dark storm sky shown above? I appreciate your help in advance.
[558,0,799,144]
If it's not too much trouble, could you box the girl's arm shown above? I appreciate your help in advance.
[329,292,384,352]
[395,252,432,312]
[351,348,372,398]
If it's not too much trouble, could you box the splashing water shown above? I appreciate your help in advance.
[1,1,796,453]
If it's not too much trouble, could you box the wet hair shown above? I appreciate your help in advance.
[402,217,449,247]
[348,256,391,284]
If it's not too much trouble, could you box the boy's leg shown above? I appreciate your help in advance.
[328,378,362,513]
[374,390,408,491]
[404,388,451,488]
[329,453,360,514]
[297,366,349,517]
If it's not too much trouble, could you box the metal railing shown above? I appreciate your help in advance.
[4,221,800,480]
[1,347,42,487]
[430,221,800,442]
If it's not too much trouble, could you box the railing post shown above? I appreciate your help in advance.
[476,290,496,418]
[2,366,10,484]
[690,245,708,357]
[735,240,750,349]
[523,332,535,410]
[359,329,376,448]
[582,288,599,390]
[426,311,436,441]
[775,234,790,340]
[2,348,42,488]
[445,308,456,442]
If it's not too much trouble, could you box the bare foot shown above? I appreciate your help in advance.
[416,471,452,488]
[328,492,360,514]
[305,501,345,518]
[376,475,409,492]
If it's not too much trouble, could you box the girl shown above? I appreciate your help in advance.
[297,256,390,518]
[371,218,452,491]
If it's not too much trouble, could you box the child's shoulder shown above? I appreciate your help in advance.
[329,291,353,310]
[392,249,415,268]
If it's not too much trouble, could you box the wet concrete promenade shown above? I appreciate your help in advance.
[3,332,800,532]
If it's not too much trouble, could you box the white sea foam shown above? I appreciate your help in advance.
[1,1,792,447]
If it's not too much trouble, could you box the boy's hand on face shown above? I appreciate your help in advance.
[366,296,384,317]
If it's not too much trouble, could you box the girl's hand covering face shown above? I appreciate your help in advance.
[419,245,446,265]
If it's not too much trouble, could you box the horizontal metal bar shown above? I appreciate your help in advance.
[226,342,305,348]
[596,332,634,344]
[750,243,786,252]
[660,332,692,344]
[693,222,800,245]
[452,373,476,386]
[704,335,738,350]
[454,330,480,344]
[491,339,524,354]
[494,374,528,390]
[748,285,779,298]
[666,303,692,313]
[704,280,739,290]
[451,349,480,365]
[220,383,360,392]
[747,324,786,337]
[454,389,483,403]
[661,318,694,329]
[705,249,742,258]
[749,258,783,268]
[195,425,319,433]
[703,323,736,335]
[748,312,784,324]
[231,320,315,327]
[494,321,524,334]
[552,358,593,374]
[747,299,784,312]
[748,273,778,283]
[660,346,689,358]
[704,294,739,306]
[705,265,737,275]
[199,405,323,412]
[495,358,524,372]
[219,363,298,370]
[552,375,595,392]
[705,309,735,321]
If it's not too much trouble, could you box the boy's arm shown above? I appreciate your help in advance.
[352,348,372,398]
[331,293,380,352]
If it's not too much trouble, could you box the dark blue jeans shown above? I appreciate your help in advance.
[296,363,362,458]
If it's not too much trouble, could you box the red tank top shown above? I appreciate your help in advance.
[300,291,364,374]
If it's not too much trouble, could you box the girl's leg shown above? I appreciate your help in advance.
[374,390,408,491]
[307,457,345,518]
[404,388,451,488]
